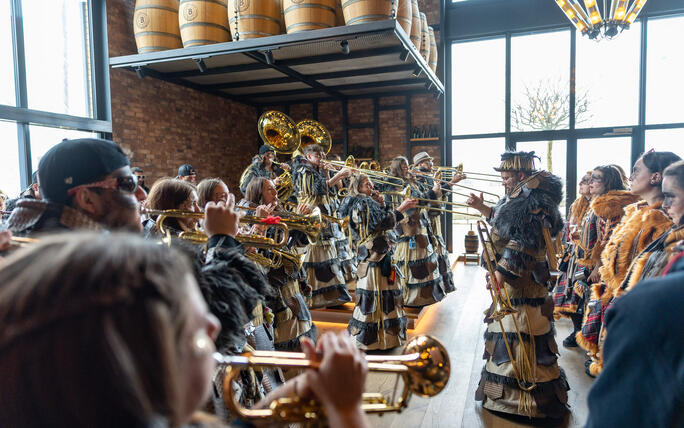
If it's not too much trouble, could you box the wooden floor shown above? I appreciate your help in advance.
[320,263,595,428]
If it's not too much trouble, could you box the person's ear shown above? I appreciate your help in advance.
[651,172,662,185]
[71,188,103,216]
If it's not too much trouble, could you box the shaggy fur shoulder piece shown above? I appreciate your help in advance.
[570,197,590,225]
[492,172,564,251]
[591,190,641,219]
[293,158,327,196]
[339,195,395,240]
[600,202,671,300]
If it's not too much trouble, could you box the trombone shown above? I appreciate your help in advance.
[325,155,404,188]
[381,186,482,218]
[437,164,501,184]
[280,201,349,231]
[215,334,450,423]
[476,220,536,392]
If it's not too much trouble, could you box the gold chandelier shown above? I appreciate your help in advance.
[555,0,648,40]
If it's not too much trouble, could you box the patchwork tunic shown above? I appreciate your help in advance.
[293,160,351,308]
[475,172,569,419]
[341,195,408,350]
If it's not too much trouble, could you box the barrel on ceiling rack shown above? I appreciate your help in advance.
[133,0,183,53]
[178,0,230,47]
[283,0,337,33]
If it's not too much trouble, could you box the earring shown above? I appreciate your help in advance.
[192,329,214,357]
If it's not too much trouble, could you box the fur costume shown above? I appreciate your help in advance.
[569,196,591,228]
[341,195,408,350]
[576,202,670,363]
[475,172,569,419]
[239,155,284,195]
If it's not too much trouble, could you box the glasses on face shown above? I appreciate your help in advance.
[67,175,139,196]
[590,175,603,183]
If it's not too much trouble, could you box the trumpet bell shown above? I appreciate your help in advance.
[400,335,450,398]
[258,111,301,154]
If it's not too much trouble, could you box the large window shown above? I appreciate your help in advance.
[645,128,684,154]
[577,137,632,184]
[0,0,108,198]
[451,38,505,135]
[646,16,684,125]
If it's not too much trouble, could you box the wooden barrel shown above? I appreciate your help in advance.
[334,0,345,26]
[409,0,421,51]
[341,0,393,26]
[419,12,430,63]
[396,0,411,36]
[133,0,183,53]
[227,0,281,40]
[464,230,479,254]
[283,0,336,33]
[179,0,230,47]
[428,27,437,72]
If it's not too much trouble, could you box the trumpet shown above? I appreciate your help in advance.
[280,201,349,231]
[476,221,536,392]
[237,202,323,244]
[215,335,450,423]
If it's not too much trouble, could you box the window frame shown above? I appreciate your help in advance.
[4,0,111,190]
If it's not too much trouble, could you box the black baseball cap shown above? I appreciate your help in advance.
[259,145,273,155]
[38,138,130,204]
[177,164,196,177]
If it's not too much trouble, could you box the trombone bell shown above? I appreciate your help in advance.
[217,335,450,422]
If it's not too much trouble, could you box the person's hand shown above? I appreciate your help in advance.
[397,198,418,213]
[588,268,601,284]
[0,230,12,252]
[339,167,352,179]
[274,176,283,186]
[372,192,385,206]
[466,192,485,211]
[255,203,275,218]
[432,180,441,195]
[204,194,239,238]
[296,203,312,215]
[485,272,492,290]
[449,172,466,185]
[300,332,367,413]
[486,271,504,290]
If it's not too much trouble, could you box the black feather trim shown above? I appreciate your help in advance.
[293,159,327,196]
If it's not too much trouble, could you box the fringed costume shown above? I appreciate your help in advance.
[340,194,408,350]
[239,156,285,195]
[293,159,351,308]
[385,181,445,308]
[416,171,456,294]
[552,191,640,319]
[475,172,569,419]
[328,188,358,290]
[577,202,671,376]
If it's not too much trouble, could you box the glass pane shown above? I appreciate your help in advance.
[511,30,570,131]
[576,22,640,128]
[0,121,21,197]
[577,137,632,187]
[451,138,505,256]
[29,125,96,174]
[451,38,505,135]
[646,16,684,125]
[1,1,15,106]
[645,128,684,156]
[516,140,567,211]
[22,0,92,117]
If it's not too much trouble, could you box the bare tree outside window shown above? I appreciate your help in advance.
[511,79,591,172]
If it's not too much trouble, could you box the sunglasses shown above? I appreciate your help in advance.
[590,175,603,183]
[67,175,139,196]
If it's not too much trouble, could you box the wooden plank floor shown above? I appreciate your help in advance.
[319,263,595,427]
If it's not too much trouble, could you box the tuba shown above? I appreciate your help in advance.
[296,119,331,155]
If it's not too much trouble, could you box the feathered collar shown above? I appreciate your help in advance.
[591,190,641,219]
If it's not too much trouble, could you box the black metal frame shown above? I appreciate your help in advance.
[3,0,112,190]
[109,20,444,106]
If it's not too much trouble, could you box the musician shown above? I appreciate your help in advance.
[18,171,41,200]
[198,177,229,206]
[131,167,149,194]
[4,138,146,236]
[340,173,418,350]
[326,154,357,290]
[0,232,370,428]
[239,145,289,196]
[386,156,446,307]
[472,151,569,418]
[177,164,198,184]
[293,144,353,308]
[412,151,465,295]
[240,177,317,353]
[143,178,201,238]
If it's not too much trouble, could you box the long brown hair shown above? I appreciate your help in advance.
[197,177,226,208]
[348,173,369,197]
[389,156,409,179]
[145,178,196,230]
[244,177,268,206]
[0,233,193,427]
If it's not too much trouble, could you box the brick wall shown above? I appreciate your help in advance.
[107,0,257,193]
[106,0,443,191]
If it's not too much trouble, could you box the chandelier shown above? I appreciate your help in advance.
[555,0,648,40]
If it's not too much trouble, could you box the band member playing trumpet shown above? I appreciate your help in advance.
[294,144,353,308]
[240,145,290,196]
[240,177,317,354]
[471,151,569,418]
[340,174,418,350]
[385,156,446,307]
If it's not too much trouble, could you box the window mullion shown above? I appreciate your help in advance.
[10,0,32,189]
